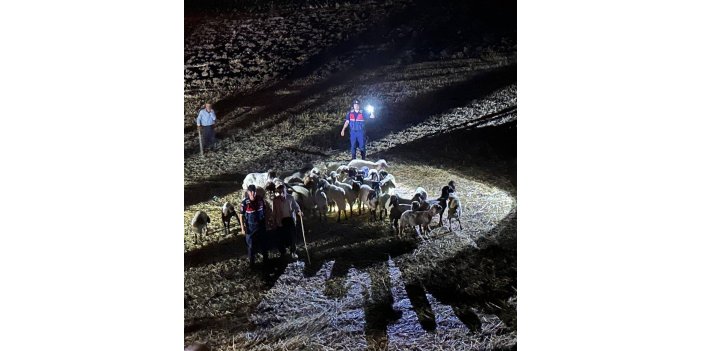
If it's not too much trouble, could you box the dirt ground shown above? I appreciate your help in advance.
[185,0,516,349]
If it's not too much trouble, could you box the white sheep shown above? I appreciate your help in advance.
[333,178,361,216]
[399,204,442,239]
[290,185,315,211]
[312,188,328,222]
[242,170,276,191]
[190,210,211,244]
[320,179,348,222]
[358,183,374,214]
[347,159,389,171]
[221,202,237,235]
[446,193,463,231]
[411,187,428,202]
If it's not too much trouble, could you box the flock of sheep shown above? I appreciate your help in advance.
[190,158,463,244]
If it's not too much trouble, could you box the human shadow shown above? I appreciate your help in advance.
[413,207,517,333]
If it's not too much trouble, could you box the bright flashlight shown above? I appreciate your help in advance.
[365,104,374,114]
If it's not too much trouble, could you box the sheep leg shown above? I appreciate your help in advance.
[458,217,463,230]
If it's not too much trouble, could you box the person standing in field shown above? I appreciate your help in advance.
[239,184,268,267]
[196,102,217,151]
[340,99,375,160]
[272,182,303,259]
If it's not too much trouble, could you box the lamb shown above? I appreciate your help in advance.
[364,189,380,221]
[399,204,443,239]
[385,191,412,224]
[377,192,392,220]
[242,169,277,191]
[221,202,237,235]
[388,195,414,234]
[436,185,453,226]
[446,193,463,231]
[411,187,428,202]
[312,188,328,222]
[333,178,361,216]
[357,183,374,214]
[190,211,211,244]
[378,176,396,194]
[347,159,389,171]
[319,179,348,222]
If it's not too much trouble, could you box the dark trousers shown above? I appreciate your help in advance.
[277,217,297,254]
[201,125,216,150]
[245,227,268,264]
[350,130,366,160]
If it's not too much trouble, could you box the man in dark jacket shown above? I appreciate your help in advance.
[239,184,268,266]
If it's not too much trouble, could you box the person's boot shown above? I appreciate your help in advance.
[361,150,366,160]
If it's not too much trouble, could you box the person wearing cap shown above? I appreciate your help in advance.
[239,184,268,266]
[272,183,303,259]
[196,102,217,151]
[340,99,375,160]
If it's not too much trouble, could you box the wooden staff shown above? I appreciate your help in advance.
[299,213,310,264]
[197,127,204,156]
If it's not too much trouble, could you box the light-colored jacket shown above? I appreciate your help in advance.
[273,192,301,227]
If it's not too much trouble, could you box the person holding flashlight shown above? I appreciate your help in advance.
[340,99,375,160]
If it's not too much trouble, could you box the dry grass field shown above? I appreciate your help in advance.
[185,0,516,349]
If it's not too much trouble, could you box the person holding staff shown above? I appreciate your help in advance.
[196,102,217,152]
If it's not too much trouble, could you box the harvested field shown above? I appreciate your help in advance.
[185,0,516,349]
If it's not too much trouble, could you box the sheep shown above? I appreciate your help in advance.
[411,187,428,202]
[347,159,389,171]
[368,169,379,181]
[364,189,380,221]
[357,183,374,214]
[377,192,392,220]
[409,186,453,225]
[399,204,443,239]
[388,195,414,234]
[333,178,361,216]
[411,200,423,211]
[221,202,237,235]
[312,188,328,222]
[242,169,276,191]
[309,166,323,176]
[290,185,315,211]
[380,178,395,195]
[436,185,453,226]
[284,175,305,186]
[303,174,319,191]
[319,179,348,222]
[446,193,463,231]
[190,211,210,244]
